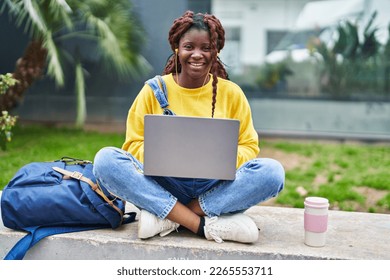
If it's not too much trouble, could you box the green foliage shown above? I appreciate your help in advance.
[1,0,151,127]
[0,111,18,150]
[0,73,19,150]
[0,73,18,95]
[308,11,389,97]
[383,23,390,93]
[2,0,149,85]
[255,62,293,92]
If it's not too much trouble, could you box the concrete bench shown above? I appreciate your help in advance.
[1,191,389,260]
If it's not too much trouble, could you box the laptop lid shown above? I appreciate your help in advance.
[144,115,239,180]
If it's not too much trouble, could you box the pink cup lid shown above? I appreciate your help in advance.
[304,197,329,208]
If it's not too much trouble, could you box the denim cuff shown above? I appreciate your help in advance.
[198,194,213,218]
[158,195,178,219]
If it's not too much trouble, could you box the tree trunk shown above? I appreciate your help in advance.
[0,40,47,111]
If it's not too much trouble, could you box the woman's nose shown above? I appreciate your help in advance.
[191,49,203,58]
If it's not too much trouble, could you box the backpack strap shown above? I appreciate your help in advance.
[3,225,104,260]
[145,75,175,115]
[3,215,136,260]
[52,167,125,218]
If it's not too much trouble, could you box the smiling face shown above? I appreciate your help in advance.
[177,28,212,88]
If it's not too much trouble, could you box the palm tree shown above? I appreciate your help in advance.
[0,0,150,127]
[310,11,382,97]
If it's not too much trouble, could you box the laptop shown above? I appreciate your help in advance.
[143,115,240,180]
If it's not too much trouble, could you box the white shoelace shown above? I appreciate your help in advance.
[159,220,179,237]
[207,231,224,243]
[205,217,225,243]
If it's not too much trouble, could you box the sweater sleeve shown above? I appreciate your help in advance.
[230,85,260,168]
[121,84,159,163]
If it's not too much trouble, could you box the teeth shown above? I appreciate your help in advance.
[191,63,203,66]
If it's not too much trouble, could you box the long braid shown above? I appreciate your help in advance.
[203,14,226,117]
[162,11,228,117]
[205,18,218,118]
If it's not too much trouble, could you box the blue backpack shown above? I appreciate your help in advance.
[1,76,168,260]
[1,157,136,260]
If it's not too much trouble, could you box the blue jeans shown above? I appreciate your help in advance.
[93,147,285,219]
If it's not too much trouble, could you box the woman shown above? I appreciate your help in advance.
[93,11,285,243]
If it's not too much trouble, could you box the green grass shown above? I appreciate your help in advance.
[0,124,125,189]
[1,124,390,213]
[262,140,390,213]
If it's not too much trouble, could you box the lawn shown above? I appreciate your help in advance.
[0,124,125,189]
[259,139,390,213]
[1,124,390,214]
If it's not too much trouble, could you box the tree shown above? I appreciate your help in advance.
[0,0,150,128]
[308,12,383,97]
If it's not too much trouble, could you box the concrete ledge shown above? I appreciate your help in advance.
[1,191,389,260]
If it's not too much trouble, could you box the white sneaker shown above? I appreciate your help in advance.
[138,210,179,239]
[204,213,259,243]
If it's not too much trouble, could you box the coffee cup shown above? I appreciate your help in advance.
[304,196,329,247]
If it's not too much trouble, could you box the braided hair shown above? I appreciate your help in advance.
[162,11,229,118]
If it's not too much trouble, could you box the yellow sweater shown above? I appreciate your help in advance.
[122,74,259,168]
